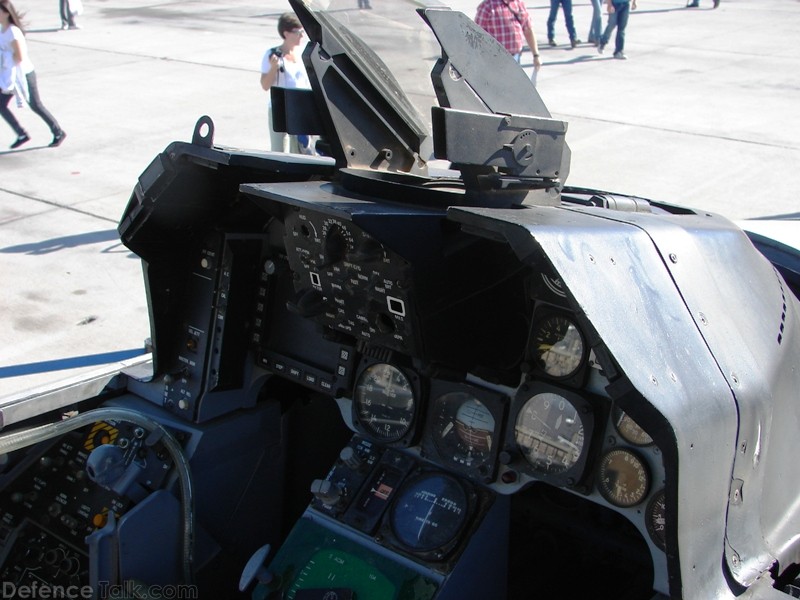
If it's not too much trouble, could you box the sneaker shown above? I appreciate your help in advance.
[49,131,67,147]
[548,38,556,47]
[598,42,606,54]
[570,38,581,49]
[686,0,699,6]
[10,133,30,149]
[613,51,628,60]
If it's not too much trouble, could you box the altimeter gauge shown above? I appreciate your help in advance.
[514,392,585,475]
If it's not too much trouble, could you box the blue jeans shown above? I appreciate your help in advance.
[547,0,578,41]
[588,0,603,42]
[600,1,631,54]
[0,71,62,137]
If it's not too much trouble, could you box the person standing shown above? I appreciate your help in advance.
[588,0,602,45]
[597,0,637,60]
[475,0,542,81]
[0,0,66,149]
[58,0,78,30]
[546,0,580,48]
[260,12,311,154]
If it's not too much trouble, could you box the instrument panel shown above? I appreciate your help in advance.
[338,340,663,506]
[281,208,418,356]
[325,316,667,566]
[239,197,670,586]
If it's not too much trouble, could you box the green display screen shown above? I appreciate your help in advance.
[254,517,439,600]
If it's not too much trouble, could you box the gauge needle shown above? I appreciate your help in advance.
[557,435,580,453]
[417,496,437,542]
[368,418,409,426]
[532,414,550,429]
[441,422,453,438]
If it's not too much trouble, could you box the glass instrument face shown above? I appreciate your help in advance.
[390,472,469,553]
[531,315,585,379]
[354,363,415,442]
[432,392,496,469]
[646,489,667,551]
[612,406,654,446]
[597,448,650,508]
[514,392,585,475]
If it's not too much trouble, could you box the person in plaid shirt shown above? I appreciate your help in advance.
[475,0,542,78]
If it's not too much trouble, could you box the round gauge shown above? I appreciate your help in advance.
[531,315,585,379]
[597,448,650,508]
[432,392,496,469]
[646,489,667,551]
[541,273,566,297]
[514,392,585,475]
[353,363,416,442]
[390,472,469,553]
[612,406,653,446]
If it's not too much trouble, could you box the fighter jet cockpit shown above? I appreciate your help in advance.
[1,1,799,599]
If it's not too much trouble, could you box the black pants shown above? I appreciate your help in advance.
[0,71,62,137]
[59,0,75,27]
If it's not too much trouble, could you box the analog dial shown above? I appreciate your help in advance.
[353,363,415,442]
[646,489,667,551]
[514,392,585,475]
[597,448,650,507]
[612,406,653,446]
[321,220,354,265]
[432,392,496,469]
[390,472,469,553]
[531,315,585,379]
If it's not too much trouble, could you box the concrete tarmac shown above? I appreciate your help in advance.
[1,0,798,399]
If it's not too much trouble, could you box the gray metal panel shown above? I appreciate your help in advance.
[544,206,800,588]
[430,108,567,179]
[0,355,152,431]
[614,210,800,586]
[419,8,571,184]
[419,8,551,118]
[288,0,431,173]
[448,205,744,599]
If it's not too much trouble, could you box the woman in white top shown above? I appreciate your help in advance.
[260,12,311,154]
[0,0,65,149]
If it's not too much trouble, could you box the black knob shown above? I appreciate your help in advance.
[287,289,329,317]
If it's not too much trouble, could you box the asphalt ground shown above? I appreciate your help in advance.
[1,0,798,400]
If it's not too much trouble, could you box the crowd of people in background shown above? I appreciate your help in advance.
[257,0,722,148]
[2,0,723,152]
[475,0,720,70]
